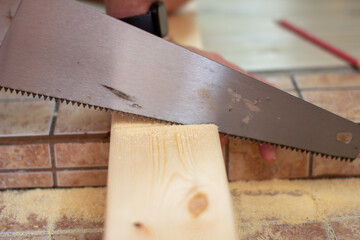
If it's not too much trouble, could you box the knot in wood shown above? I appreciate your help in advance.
[188,192,208,218]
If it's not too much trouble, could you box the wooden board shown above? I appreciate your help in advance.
[104,6,236,239]
[104,119,236,239]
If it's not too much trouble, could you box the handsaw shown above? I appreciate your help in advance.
[0,0,359,161]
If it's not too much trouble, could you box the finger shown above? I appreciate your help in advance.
[219,134,229,148]
[258,143,276,162]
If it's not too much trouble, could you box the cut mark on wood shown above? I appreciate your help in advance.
[188,192,208,218]
[101,84,136,102]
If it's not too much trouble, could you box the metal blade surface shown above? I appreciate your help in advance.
[1,0,360,160]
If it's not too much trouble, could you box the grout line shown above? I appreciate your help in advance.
[0,166,108,174]
[46,221,51,240]
[49,102,60,135]
[323,221,338,240]
[0,185,106,192]
[0,231,48,236]
[0,133,110,145]
[328,215,360,220]
[47,220,54,240]
[49,103,60,187]
[228,175,360,182]
[52,228,103,234]
[50,144,58,187]
[299,86,360,92]
[290,75,304,99]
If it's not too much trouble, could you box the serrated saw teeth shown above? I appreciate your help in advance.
[0,86,356,162]
[232,134,356,162]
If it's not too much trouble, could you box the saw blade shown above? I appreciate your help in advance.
[0,0,360,161]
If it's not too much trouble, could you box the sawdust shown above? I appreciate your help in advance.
[230,178,360,239]
[1,179,360,239]
[0,188,106,225]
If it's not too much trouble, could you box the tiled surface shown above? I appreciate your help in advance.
[0,212,47,232]
[313,155,360,177]
[0,2,359,239]
[265,76,295,91]
[0,0,359,189]
[0,101,54,136]
[228,72,360,180]
[1,184,359,240]
[0,172,53,189]
[294,73,360,176]
[54,104,111,135]
[330,218,360,239]
[297,74,360,122]
[0,236,47,240]
[0,98,110,188]
[197,0,360,71]
[296,73,360,88]
[229,139,308,181]
[0,188,104,239]
[52,233,103,240]
[55,217,104,230]
[57,170,107,187]
[302,89,360,122]
[241,222,329,240]
[55,143,109,168]
[1,73,360,185]
[0,144,50,169]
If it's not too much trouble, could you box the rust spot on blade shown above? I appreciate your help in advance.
[336,132,352,144]
[101,84,136,102]
[6,10,13,22]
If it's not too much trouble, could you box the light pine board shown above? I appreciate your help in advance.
[104,122,236,240]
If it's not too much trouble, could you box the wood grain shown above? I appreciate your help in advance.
[104,122,236,240]
[104,6,236,239]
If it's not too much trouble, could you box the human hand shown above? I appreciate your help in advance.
[105,0,190,18]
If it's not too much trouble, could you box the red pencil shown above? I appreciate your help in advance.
[278,19,360,68]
